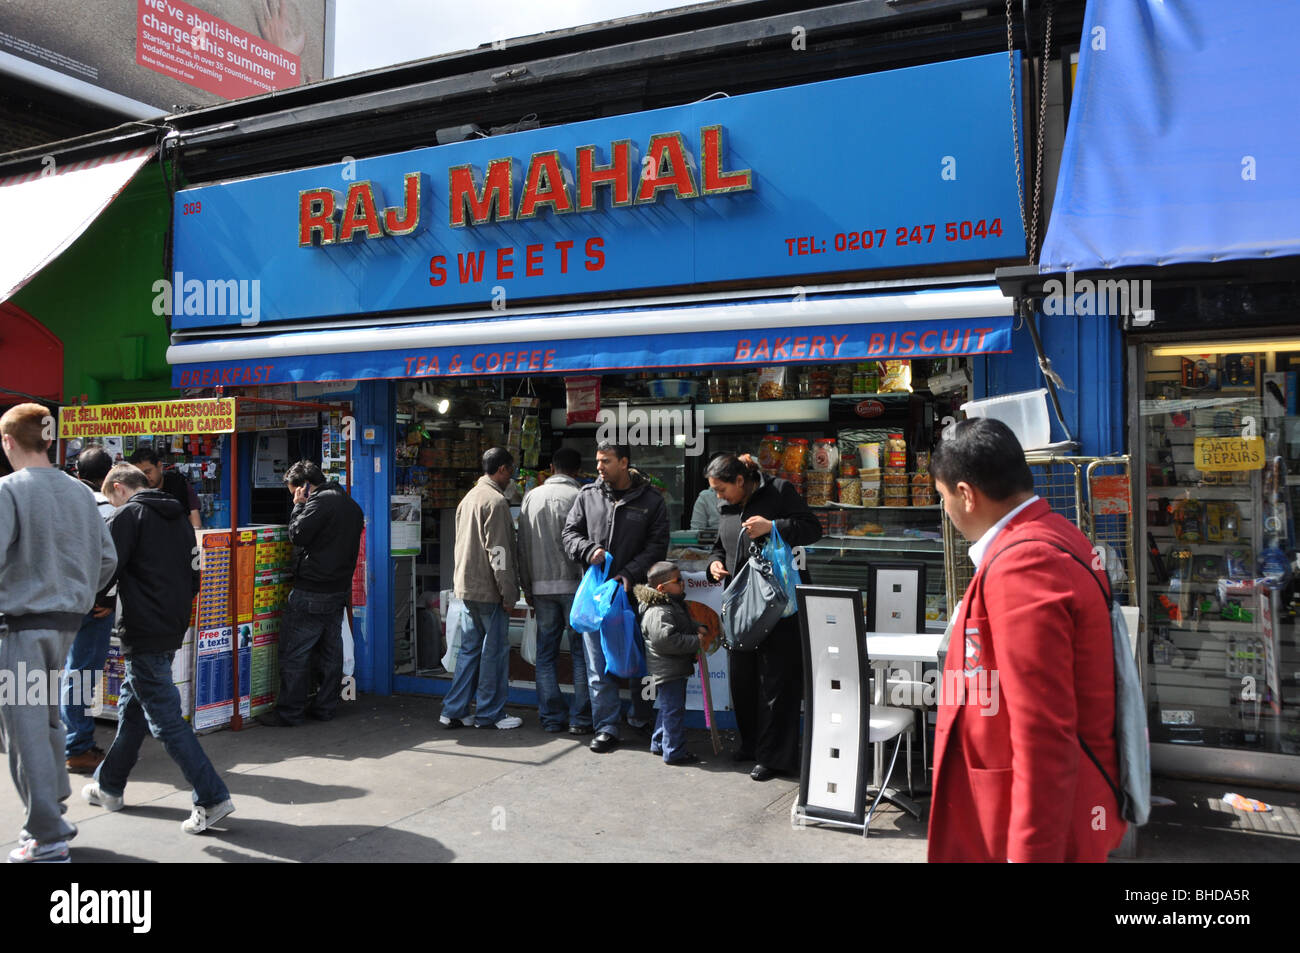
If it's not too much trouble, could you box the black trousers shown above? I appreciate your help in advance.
[728,614,803,774]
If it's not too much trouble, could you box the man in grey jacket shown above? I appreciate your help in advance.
[441,447,523,730]
[562,443,669,753]
[517,447,590,734]
[0,404,117,863]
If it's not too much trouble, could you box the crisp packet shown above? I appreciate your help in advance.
[1222,793,1272,812]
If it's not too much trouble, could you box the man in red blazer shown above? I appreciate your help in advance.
[928,418,1125,862]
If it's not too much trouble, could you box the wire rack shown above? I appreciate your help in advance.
[944,455,1136,611]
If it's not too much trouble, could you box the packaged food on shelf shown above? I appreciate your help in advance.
[811,438,839,471]
[807,483,831,506]
[858,468,881,484]
[840,459,858,478]
[727,376,747,402]
[858,443,881,469]
[883,485,911,499]
[912,472,934,486]
[781,437,809,471]
[879,360,913,393]
[883,497,909,507]
[837,478,861,505]
[882,471,910,486]
[780,468,806,486]
[860,486,880,506]
[885,433,907,469]
[757,435,786,470]
[564,376,602,425]
[832,365,853,394]
[911,489,937,506]
[810,367,833,398]
[914,450,931,473]
[757,366,787,400]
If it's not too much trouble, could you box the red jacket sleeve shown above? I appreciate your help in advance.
[982,545,1083,863]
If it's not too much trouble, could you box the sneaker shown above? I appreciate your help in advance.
[7,839,69,863]
[182,799,235,834]
[439,714,469,729]
[82,781,124,812]
[66,746,106,774]
[477,714,523,730]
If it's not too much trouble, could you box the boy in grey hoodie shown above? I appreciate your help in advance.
[635,561,704,766]
[0,404,117,863]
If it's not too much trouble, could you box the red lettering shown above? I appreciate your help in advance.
[415,355,429,373]
[496,247,514,279]
[543,349,556,369]
[339,182,383,242]
[791,337,808,358]
[974,327,993,351]
[383,171,422,235]
[636,133,698,203]
[404,357,419,375]
[700,125,753,195]
[918,330,938,353]
[556,240,574,273]
[472,353,486,372]
[525,244,543,277]
[457,251,485,283]
[585,237,605,271]
[529,350,542,370]
[429,255,447,286]
[899,331,917,353]
[486,352,502,372]
[518,151,573,218]
[940,329,961,352]
[773,337,791,359]
[576,142,632,210]
[734,340,751,361]
[298,188,339,246]
[752,339,770,361]
[868,333,885,355]
[448,159,514,228]
[501,352,515,371]
[809,337,826,359]
[830,334,847,357]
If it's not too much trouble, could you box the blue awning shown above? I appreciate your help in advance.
[1039,0,1300,272]
[166,285,1014,387]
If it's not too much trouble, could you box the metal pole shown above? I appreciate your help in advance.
[229,399,243,731]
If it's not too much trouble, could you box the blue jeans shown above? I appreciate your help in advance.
[651,678,688,762]
[443,600,510,726]
[95,651,229,808]
[533,594,591,730]
[61,608,115,755]
[277,588,347,723]
[582,626,655,738]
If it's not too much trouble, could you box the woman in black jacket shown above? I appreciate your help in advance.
[706,452,822,780]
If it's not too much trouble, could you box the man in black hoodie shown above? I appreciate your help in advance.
[82,463,234,835]
[257,461,363,727]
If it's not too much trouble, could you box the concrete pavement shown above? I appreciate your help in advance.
[2,694,1295,862]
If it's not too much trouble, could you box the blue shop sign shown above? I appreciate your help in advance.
[171,52,1025,330]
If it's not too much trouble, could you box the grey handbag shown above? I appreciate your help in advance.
[720,532,789,651]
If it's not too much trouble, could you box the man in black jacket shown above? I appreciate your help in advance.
[258,461,363,727]
[82,463,234,835]
[562,443,668,753]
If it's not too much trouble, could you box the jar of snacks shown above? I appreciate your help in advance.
[781,438,809,472]
[832,365,853,394]
[912,489,937,506]
[862,362,881,393]
[837,478,861,505]
[885,433,907,470]
[840,458,859,478]
[811,438,839,472]
[806,483,832,506]
[810,367,833,398]
[728,376,746,402]
[914,450,931,474]
[758,434,786,470]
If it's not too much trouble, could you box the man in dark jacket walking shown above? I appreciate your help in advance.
[258,461,363,727]
[562,443,668,753]
[83,463,234,835]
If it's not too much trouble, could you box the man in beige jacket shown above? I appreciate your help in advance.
[440,447,523,730]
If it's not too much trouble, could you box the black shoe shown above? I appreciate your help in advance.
[665,752,700,766]
[568,724,594,736]
[731,748,756,763]
[750,764,778,782]
[590,732,618,753]
[256,712,296,728]
[305,710,335,722]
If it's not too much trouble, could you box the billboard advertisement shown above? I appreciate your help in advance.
[0,0,327,113]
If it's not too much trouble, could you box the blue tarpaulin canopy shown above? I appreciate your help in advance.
[1039,0,1300,272]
